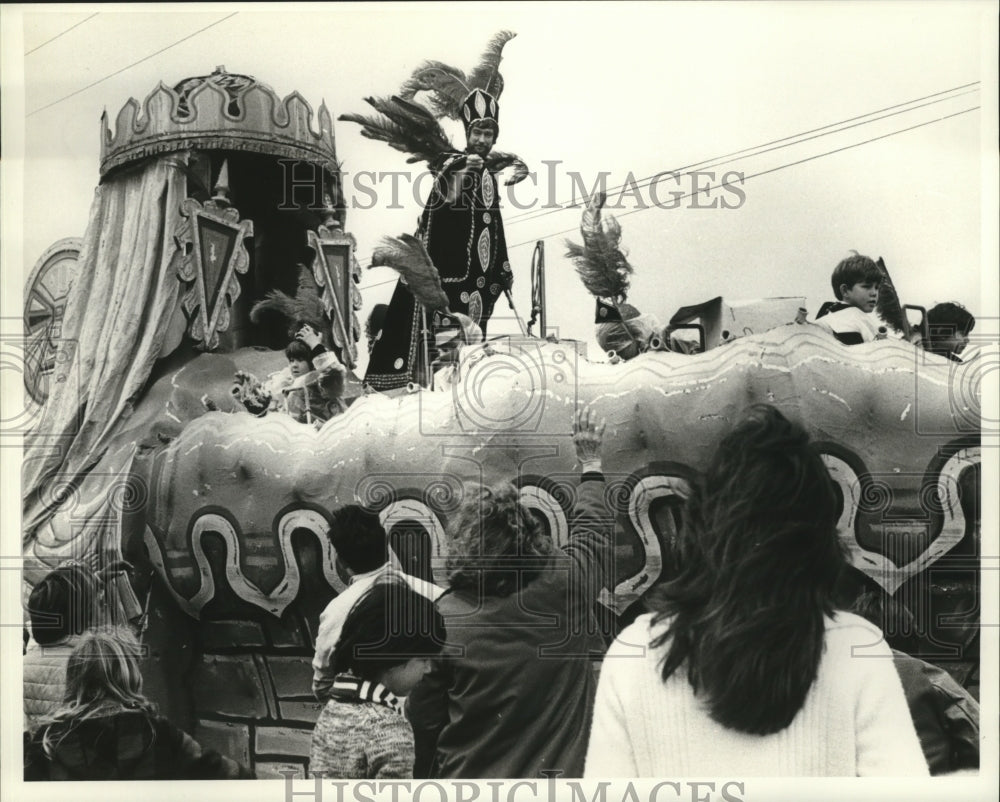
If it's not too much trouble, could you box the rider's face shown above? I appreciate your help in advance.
[466,125,496,156]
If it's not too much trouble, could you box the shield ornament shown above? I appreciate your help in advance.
[307,223,362,369]
[176,197,253,350]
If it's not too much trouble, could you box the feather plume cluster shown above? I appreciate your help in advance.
[874,257,910,335]
[398,61,471,120]
[371,234,450,313]
[399,31,516,119]
[339,31,528,176]
[564,192,634,301]
[339,96,453,166]
[250,264,328,339]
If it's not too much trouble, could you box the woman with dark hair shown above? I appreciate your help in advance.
[24,629,250,780]
[584,405,928,776]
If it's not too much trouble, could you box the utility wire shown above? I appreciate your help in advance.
[26,13,239,117]
[26,13,99,56]
[506,105,979,250]
[504,83,980,226]
[359,103,978,289]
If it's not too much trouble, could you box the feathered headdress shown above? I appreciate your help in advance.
[338,31,528,184]
[566,192,642,356]
[565,192,634,302]
[399,31,516,121]
[250,264,329,343]
[370,234,450,313]
[874,257,911,337]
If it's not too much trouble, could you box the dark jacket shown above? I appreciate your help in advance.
[24,709,251,781]
[892,650,979,774]
[23,638,79,734]
[408,473,612,779]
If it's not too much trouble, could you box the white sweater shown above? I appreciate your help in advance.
[814,305,883,342]
[585,612,929,777]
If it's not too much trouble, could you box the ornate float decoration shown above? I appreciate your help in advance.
[136,328,981,621]
[21,66,984,778]
[306,200,363,369]
[175,172,254,351]
[23,238,82,405]
[99,66,340,178]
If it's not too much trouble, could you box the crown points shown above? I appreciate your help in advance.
[99,69,338,178]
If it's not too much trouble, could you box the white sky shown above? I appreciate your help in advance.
[2,1,997,369]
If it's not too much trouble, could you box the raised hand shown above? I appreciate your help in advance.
[573,406,606,464]
[296,325,322,349]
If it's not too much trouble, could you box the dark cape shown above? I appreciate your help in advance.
[365,153,512,391]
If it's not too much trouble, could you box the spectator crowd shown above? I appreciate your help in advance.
[22,251,981,782]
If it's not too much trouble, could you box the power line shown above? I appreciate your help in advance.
[358,101,978,289]
[504,83,980,226]
[26,13,239,117]
[25,13,100,56]
[358,275,399,292]
[505,105,979,250]
[356,86,978,288]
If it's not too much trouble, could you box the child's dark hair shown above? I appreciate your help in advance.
[284,338,313,365]
[28,563,101,646]
[649,404,845,735]
[926,302,975,338]
[333,576,446,681]
[831,252,882,299]
[330,505,389,574]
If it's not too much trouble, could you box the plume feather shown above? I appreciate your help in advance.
[250,290,299,325]
[338,96,452,166]
[371,235,450,313]
[468,31,517,98]
[398,60,470,120]
[250,264,328,336]
[565,192,634,300]
[874,257,910,336]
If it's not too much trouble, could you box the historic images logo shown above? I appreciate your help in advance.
[277,160,747,214]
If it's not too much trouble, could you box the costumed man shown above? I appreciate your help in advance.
[338,31,527,392]
[365,90,512,390]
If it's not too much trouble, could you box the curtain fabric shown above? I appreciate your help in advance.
[23,154,189,560]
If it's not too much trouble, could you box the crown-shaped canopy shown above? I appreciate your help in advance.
[99,66,339,178]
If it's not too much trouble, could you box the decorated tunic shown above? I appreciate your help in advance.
[365,154,512,391]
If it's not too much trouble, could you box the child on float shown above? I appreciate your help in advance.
[24,628,251,780]
[309,576,446,779]
[231,321,346,425]
[923,302,976,362]
[813,252,888,345]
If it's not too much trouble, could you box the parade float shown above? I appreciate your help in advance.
[22,68,981,778]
